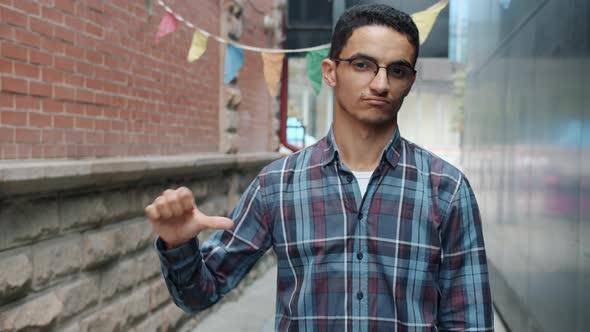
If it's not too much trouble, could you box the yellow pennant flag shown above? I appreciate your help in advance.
[187,30,208,62]
[261,52,285,97]
[411,0,449,45]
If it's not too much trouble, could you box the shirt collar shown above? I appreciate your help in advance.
[320,125,402,169]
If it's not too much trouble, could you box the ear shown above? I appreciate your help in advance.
[321,58,337,88]
[403,74,417,97]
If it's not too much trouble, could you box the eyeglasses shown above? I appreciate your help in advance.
[333,56,416,82]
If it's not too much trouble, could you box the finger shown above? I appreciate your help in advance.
[176,187,195,212]
[144,204,160,221]
[198,215,235,230]
[163,190,183,217]
[155,196,172,219]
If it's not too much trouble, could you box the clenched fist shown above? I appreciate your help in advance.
[144,187,234,250]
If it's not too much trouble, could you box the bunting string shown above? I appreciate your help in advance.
[156,0,331,54]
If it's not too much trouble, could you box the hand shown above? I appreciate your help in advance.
[144,187,234,250]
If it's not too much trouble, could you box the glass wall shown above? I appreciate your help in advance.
[460,1,589,331]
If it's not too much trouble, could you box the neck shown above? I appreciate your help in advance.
[332,114,397,172]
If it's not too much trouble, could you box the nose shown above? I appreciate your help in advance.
[368,66,390,95]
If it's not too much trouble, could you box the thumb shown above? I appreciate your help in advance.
[195,210,235,231]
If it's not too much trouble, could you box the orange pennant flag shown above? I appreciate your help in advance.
[155,13,178,44]
[261,52,285,97]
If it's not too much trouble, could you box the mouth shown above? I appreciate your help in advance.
[362,97,391,107]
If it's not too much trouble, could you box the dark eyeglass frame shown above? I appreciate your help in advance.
[332,56,417,80]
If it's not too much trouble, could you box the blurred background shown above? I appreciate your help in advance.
[0,0,587,331]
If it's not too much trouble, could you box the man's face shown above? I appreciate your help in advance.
[322,25,416,127]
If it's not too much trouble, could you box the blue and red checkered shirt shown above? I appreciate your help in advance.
[156,128,493,331]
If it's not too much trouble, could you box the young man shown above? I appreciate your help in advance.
[145,4,493,331]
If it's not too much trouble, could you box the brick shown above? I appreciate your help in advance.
[29,17,53,37]
[76,89,94,103]
[32,236,82,288]
[41,6,65,24]
[64,130,83,143]
[15,95,41,110]
[149,279,169,311]
[79,285,150,332]
[84,22,103,37]
[99,258,138,302]
[29,112,51,128]
[53,85,76,101]
[16,143,32,158]
[54,56,75,72]
[1,77,28,94]
[41,129,64,143]
[0,199,59,251]
[1,111,27,126]
[13,28,41,48]
[15,128,41,143]
[136,249,160,282]
[55,276,100,320]
[42,99,64,113]
[0,23,14,39]
[55,0,75,14]
[1,7,28,28]
[41,37,65,54]
[0,58,12,75]
[74,116,93,129]
[0,127,15,141]
[1,43,28,61]
[29,81,52,97]
[64,45,84,59]
[0,251,32,305]
[42,68,64,83]
[54,26,75,44]
[29,49,53,65]
[60,193,107,230]
[82,227,125,269]
[2,146,17,159]
[13,62,39,79]
[0,292,63,331]
[13,0,41,16]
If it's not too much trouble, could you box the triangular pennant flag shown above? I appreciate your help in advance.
[145,0,152,20]
[261,53,285,97]
[155,13,178,44]
[187,31,209,62]
[411,0,449,45]
[306,47,330,96]
[224,44,244,84]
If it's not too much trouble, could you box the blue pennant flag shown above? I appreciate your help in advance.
[224,44,244,84]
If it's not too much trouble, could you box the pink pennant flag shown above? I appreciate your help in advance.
[155,13,178,44]
[261,52,285,97]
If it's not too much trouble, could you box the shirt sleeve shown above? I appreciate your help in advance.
[155,176,272,313]
[437,176,494,331]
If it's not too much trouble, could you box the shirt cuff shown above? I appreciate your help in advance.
[154,236,201,270]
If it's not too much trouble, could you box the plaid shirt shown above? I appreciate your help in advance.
[156,128,493,331]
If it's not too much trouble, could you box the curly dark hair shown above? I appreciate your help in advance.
[329,4,420,65]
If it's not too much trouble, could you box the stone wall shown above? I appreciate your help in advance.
[0,153,280,332]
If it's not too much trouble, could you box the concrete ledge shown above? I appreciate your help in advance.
[0,152,282,198]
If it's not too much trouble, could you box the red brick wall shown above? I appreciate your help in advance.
[237,0,275,153]
[0,0,276,159]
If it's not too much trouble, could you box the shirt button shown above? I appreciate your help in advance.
[357,213,363,220]
[357,291,364,300]
[357,252,363,260]
[346,175,353,183]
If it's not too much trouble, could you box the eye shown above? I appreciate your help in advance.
[350,59,374,71]
[388,65,409,79]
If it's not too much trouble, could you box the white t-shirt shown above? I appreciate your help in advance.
[351,171,373,198]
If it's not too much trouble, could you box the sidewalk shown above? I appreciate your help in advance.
[194,265,507,332]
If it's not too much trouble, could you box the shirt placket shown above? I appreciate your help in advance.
[341,164,380,332]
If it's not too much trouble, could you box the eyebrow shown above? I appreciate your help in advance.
[349,52,414,68]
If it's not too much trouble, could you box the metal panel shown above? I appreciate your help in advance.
[461,1,589,331]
